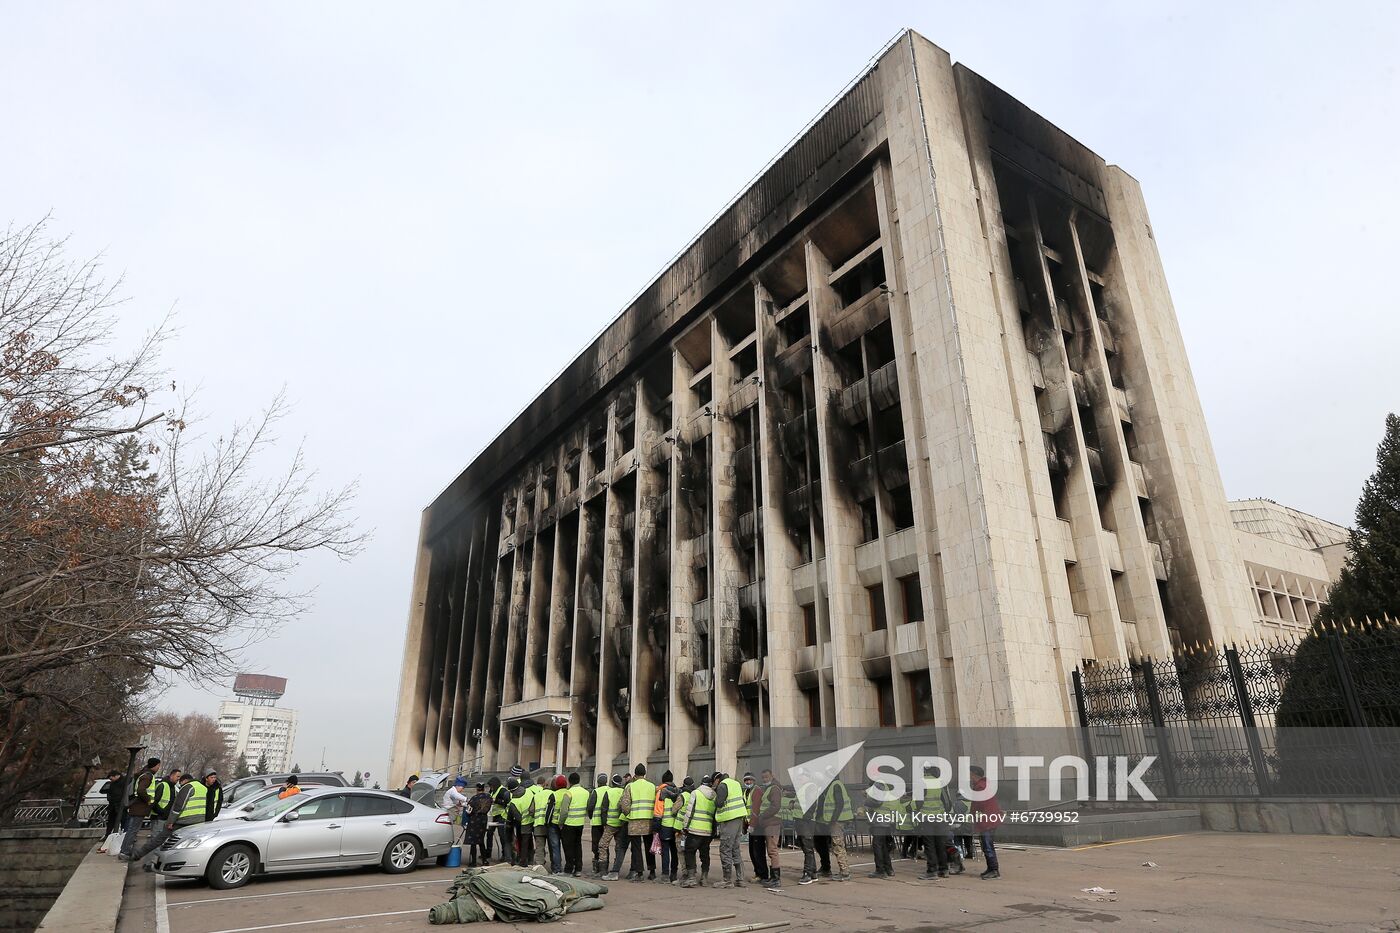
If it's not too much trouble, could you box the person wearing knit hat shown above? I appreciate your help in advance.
[588,772,610,875]
[202,770,223,822]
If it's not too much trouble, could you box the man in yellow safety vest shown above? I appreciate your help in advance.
[711,771,750,888]
[610,764,656,881]
[561,772,590,876]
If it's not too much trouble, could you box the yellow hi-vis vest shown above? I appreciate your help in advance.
[545,787,564,827]
[626,778,656,821]
[603,786,625,827]
[588,786,607,826]
[687,789,716,835]
[564,785,589,827]
[715,778,748,823]
[177,782,207,822]
[519,786,540,827]
[152,779,176,815]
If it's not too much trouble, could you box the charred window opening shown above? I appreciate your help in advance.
[564,451,581,497]
[874,404,905,448]
[1050,471,1071,521]
[858,496,878,543]
[874,675,896,727]
[831,246,886,309]
[801,603,817,647]
[865,319,896,370]
[693,375,712,409]
[777,306,810,348]
[616,407,636,456]
[834,339,864,387]
[868,583,886,631]
[501,496,517,535]
[803,687,821,728]
[716,291,757,347]
[732,343,758,382]
[587,426,607,477]
[907,673,936,725]
[888,484,915,531]
[899,575,924,625]
[540,467,557,510]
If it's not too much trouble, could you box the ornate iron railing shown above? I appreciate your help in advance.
[1072,619,1400,798]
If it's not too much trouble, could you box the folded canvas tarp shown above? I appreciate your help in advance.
[429,864,609,924]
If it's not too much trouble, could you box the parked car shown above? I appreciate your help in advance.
[153,786,453,889]
[216,780,342,820]
[222,771,347,807]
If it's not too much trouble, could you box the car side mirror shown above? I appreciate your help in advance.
[282,810,300,822]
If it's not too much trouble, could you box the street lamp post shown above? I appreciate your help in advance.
[471,728,483,776]
[68,756,102,827]
[112,742,146,839]
[548,715,570,776]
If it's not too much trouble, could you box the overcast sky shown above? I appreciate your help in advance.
[4,2,1396,781]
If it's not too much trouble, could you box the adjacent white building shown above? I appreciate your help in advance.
[218,674,298,773]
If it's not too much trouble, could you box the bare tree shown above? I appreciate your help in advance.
[0,218,364,813]
[145,712,232,777]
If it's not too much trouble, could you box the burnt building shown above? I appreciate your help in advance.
[388,31,1264,780]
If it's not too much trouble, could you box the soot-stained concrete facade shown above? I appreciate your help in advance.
[388,31,1263,781]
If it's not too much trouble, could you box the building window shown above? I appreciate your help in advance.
[867,584,886,630]
[802,604,817,647]
[900,575,924,625]
[907,673,936,725]
[859,498,879,543]
[889,485,915,531]
[875,676,896,727]
[803,688,821,728]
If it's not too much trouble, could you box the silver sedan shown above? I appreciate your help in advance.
[152,786,454,889]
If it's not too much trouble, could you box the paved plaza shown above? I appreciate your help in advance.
[114,833,1400,932]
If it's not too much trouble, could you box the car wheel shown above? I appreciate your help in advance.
[206,844,256,890]
[381,834,421,874]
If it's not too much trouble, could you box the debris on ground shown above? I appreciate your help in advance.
[1142,861,1159,868]
[1076,885,1119,903]
[429,865,609,924]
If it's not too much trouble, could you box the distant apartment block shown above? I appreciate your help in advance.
[218,674,298,773]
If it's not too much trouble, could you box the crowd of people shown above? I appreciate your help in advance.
[111,757,227,868]
[439,762,1003,889]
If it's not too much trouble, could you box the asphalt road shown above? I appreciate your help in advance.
[115,832,1400,932]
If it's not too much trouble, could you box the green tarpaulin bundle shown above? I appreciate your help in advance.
[428,864,610,924]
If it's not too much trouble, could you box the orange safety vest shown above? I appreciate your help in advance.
[278,784,301,799]
[652,783,671,818]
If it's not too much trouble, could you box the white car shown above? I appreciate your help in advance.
[152,786,454,889]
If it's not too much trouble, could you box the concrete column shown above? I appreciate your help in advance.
[387,514,436,783]
[880,34,1069,729]
[595,404,626,772]
[630,381,669,765]
[755,285,803,741]
[1099,167,1255,648]
[710,318,748,768]
[668,347,704,773]
[806,239,878,729]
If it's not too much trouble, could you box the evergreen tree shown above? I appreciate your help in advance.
[234,755,252,779]
[352,771,364,787]
[256,752,269,775]
[291,762,302,773]
[1318,413,1400,624]
[1275,414,1400,792]
[372,782,380,790]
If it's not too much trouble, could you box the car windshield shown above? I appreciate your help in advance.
[241,791,306,821]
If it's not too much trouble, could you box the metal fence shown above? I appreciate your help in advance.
[1071,621,1400,799]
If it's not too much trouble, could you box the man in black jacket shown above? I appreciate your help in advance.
[100,770,125,837]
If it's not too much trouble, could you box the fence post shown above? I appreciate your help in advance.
[1324,633,1386,796]
[1139,661,1179,799]
[1225,646,1272,796]
[1071,669,1096,800]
